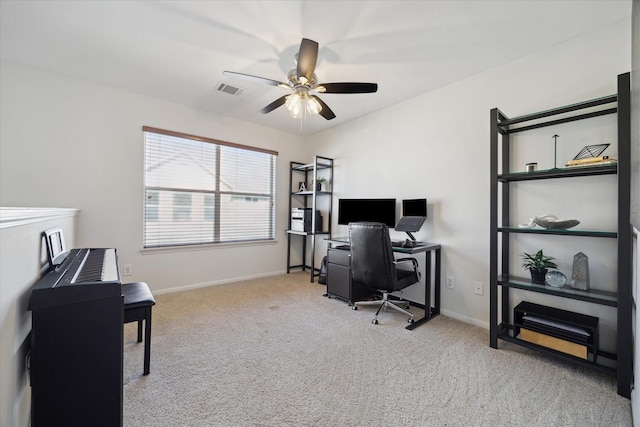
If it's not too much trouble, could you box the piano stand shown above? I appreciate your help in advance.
[123,282,156,375]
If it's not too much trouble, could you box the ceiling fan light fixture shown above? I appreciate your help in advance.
[285,91,300,108]
[286,92,302,118]
[225,38,375,122]
[307,96,322,115]
[285,89,322,117]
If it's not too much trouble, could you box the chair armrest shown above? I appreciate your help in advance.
[395,257,419,270]
[395,257,421,281]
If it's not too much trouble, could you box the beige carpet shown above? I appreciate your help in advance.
[122,272,632,426]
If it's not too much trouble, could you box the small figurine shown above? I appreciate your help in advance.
[570,252,590,290]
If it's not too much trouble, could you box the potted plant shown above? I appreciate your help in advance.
[314,177,326,191]
[521,249,557,284]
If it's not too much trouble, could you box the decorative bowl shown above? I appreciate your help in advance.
[545,270,567,288]
[533,216,580,230]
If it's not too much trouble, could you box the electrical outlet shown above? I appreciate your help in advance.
[474,281,483,295]
[446,276,455,289]
[123,264,132,276]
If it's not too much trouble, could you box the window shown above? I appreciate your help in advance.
[145,190,159,222]
[143,127,277,248]
[172,193,192,222]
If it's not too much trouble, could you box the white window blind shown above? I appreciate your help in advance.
[143,127,277,248]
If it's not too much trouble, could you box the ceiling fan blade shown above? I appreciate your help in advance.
[223,71,287,87]
[318,82,378,94]
[296,38,318,83]
[310,95,336,120]
[260,95,288,114]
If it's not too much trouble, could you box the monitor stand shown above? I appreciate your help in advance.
[395,216,426,248]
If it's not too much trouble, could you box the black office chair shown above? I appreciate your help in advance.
[349,222,421,325]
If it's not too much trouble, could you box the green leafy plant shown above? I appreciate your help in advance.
[313,176,327,191]
[521,249,557,271]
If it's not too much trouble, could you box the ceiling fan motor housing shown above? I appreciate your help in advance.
[287,68,318,90]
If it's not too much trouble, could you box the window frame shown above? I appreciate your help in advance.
[142,126,278,249]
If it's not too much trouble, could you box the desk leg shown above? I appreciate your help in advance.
[434,248,441,316]
[406,248,441,330]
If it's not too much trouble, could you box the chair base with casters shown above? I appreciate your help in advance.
[353,291,414,325]
[122,282,156,375]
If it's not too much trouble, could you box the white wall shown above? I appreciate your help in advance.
[306,20,631,331]
[0,61,307,293]
[0,208,78,427]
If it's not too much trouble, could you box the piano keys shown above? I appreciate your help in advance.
[28,248,120,310]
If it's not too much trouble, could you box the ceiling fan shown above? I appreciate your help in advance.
[223,38,377,120]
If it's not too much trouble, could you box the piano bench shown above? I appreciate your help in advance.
[123,282,156,375]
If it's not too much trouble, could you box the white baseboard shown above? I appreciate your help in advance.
[440,308,489,330]
[153,270,288,295]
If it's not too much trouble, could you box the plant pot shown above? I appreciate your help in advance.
[529,268,548,284]
[315,183,322,191]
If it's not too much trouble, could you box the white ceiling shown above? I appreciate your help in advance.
[0,1,631,135]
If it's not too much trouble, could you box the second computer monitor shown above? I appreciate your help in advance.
[402,198,427,217]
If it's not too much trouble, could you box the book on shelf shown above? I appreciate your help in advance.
[565,156,617,167]
[518,328,588,359]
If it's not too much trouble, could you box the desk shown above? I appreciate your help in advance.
[324,237,441,330]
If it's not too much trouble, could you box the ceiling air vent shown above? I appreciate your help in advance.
[217,82,243,96]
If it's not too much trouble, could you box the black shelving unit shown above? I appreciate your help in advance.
[286,155,333,282]
[489,73,631,398]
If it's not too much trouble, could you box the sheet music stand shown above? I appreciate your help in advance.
[43,227,68,267]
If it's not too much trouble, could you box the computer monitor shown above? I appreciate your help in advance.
[337,198,396,228]
[395,198,427,240]
[402,198,427,217]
